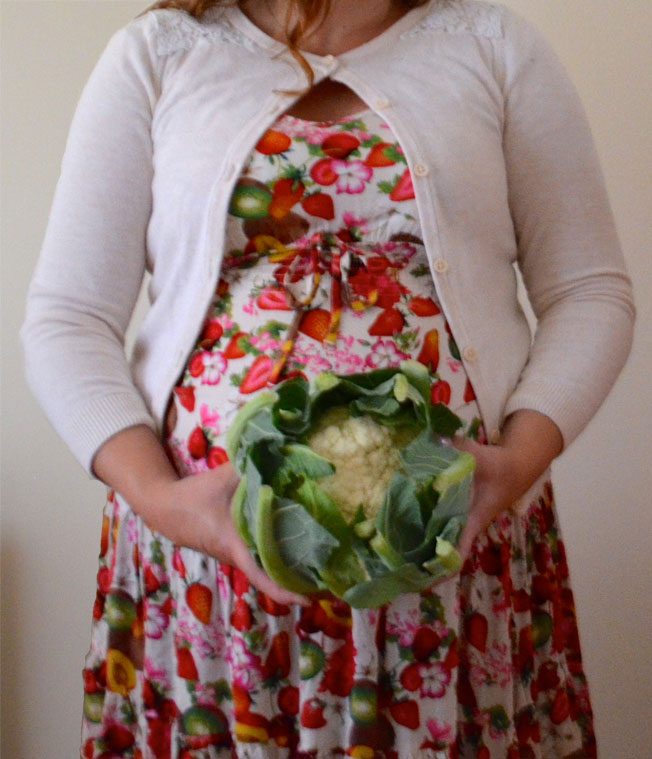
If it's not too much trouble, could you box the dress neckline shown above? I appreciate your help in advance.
[276,107,375,126]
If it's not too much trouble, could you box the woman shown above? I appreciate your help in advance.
[21,0,635,757]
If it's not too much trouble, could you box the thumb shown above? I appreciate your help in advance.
[448,434,480,456]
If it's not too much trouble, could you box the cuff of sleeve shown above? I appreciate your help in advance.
[502,380,589,452]
[64,392,158,478]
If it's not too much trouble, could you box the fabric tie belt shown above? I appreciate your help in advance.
[265,231,387,383]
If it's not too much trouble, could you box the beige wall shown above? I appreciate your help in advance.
[1,1,651,757]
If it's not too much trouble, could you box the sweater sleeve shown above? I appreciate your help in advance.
[497,8,636,449]
[21,15,161,476]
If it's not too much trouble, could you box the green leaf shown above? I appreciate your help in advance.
[350,394,401,417]
[255,486,319,594]
[292,478,350,543]
[273,376,311,436]
[428,402,464,437]
[273,443,334,492]
[232,476,254,549]
[374,473,424,555]
[400,431,459,479]
[272,497,340,573]
[226,392,278,465]
[341,563,437,608]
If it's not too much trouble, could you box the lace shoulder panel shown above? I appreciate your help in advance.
[152,7,259,57]
[401,0,505,40]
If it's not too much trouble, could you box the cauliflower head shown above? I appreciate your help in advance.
[306,407,406,522]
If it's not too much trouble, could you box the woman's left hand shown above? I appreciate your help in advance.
[450,409,564,562]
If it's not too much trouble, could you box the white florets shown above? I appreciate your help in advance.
[306,408,404,522]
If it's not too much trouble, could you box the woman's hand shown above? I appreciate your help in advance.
[92,424,312,607]
[451,409,564,561]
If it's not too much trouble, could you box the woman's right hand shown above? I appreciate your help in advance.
[92,424,311,607]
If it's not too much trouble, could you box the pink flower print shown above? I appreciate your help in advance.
[426,717,454,746]
[365,339,409,369]
[200,351,227,385]
[199,404,221,434]
[242,297,259,316]
[227,636,263,690]
[342,211,370,234]
[419,661,452,699]
[144,601,171,640]
[144,658,172,691]
[332,159,372,194]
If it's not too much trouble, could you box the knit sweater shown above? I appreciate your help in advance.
[21,0,635,485]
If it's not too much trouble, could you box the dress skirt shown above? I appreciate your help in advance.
[80,109,596,759]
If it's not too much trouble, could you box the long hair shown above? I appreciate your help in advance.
[141,0,430,89]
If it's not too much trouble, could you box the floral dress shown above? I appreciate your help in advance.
[81,109,597,759]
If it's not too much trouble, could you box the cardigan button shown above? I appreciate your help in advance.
[462,346,478,363]
[322,54,337,66]
[433,258,449,274]
[413,163,429,177]
[375,97,390,110]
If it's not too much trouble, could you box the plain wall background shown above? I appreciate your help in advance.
[1,1,651,757]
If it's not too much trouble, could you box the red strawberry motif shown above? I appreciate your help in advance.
[277,685,300,716]
[269,714,294,748]
[264,631,292,680]
[174,386,196,412]
[256,590,290,616]
[321,133,360,158]
[389,168,415,201]
[417,329,440,371]
[364,142,396,167]
[536,661,560,692]
[239,355,273,394]
[408,296,440,316]
[412,626,441,661]
[399,662,423,692]
[224,332,248,358]
[97,566,112,595]
[185,583,212,624]
[188,353,204,378]
[269,177,306,219]
[310,158,338,186]
[512,587,531,612]
[172,548,186,578]
[200,319,223,348]
[464,612,488,653]
[231,598,253,631]
[188,426,207,459]
[301,192,335,220]
[257,286,292,310]
[430,379,451,405]
[299,308,331,342]
[93,592,105,620]
[320,638,356,696]
[256,129,291,155]
[144,566,161,594]
[103,725,135,752]
[368,307,404,336]
[177,647,199,680]
[531,574,555,605]
[375,275,402,309]
[232,682,252,716]
[550,688,570,725]
[301,698,327,729]
[207,446,229,469]
[463,378,476,403]
[231,566,250,597]
[389,699,420,729]
[478,542,503,576]
[456,670,477,709]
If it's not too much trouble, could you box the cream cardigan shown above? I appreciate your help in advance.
[22,0,635,490]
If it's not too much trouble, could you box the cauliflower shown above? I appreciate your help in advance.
[306,408,404,521]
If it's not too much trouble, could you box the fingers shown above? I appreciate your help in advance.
[230,540,312,608]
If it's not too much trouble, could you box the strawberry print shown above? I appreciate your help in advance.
[83,108,595,759]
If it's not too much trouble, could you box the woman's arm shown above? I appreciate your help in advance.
[20,17,160,475]
[92,424,311,606]
[453,409,563,558]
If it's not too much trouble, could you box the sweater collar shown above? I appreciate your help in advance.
[221,0,436,64]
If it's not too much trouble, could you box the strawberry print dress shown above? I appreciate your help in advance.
[81,109,597,759]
